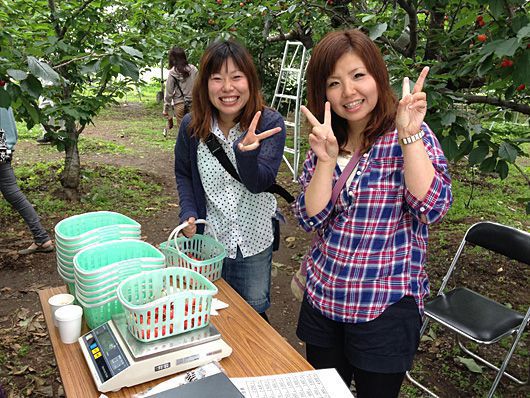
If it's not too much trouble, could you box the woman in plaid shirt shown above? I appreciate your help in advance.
[293,29,453,397]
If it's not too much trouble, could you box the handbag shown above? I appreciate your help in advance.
[172,75,192,114]
[0,128,13,164]
[290,150,362,301]
[204,134,294,251]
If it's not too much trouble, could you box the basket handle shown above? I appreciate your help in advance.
[166,219,216,255]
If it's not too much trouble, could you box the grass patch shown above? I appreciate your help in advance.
[0,161,170,222]
[78,136,129,154]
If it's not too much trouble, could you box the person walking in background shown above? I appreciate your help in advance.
[163,46,198,136]
[174,39,286,321]
[0,106,54,255]
[293,29,452,397]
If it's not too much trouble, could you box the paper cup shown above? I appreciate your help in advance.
[55,305,83,344]
[48,293,75,327]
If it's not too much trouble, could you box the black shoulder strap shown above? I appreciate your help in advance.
[205,134,294,204]
[171,74,185,98]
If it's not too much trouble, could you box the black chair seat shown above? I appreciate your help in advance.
[425,287,525,343]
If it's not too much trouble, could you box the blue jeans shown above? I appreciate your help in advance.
[0,161,50,244]
[221,245,273,313]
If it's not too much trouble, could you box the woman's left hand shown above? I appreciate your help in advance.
[238,111,282,152]
[396,66,429,139]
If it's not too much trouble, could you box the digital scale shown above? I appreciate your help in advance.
[79,314,232,393]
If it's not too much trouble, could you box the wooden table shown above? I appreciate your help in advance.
[39,280,312,397]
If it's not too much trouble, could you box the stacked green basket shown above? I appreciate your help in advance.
[55,211,141,295]
[74,240,165,329]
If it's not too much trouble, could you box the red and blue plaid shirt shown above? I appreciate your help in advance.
[294,124,453,323]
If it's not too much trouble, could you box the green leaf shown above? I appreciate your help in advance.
[498,142,518,162]
[468,145,489,165]
[516,25,530,41]
[441,136,459,160]
[494,38,520,57]
[513,52,530,85]
[21,98,39,124]
[20,75,43,98]
[496,159,509,179]
[80,60,101,75]
[0,89,12,108]
[120,59,139,81]
[479,156,497,172]
[7,69,28,81]
[27,56,61,84]
[441,111,456,126]
[120,45,143,59]
[489,0,505,19]
[368,23,387,40]
[456,356,484,373]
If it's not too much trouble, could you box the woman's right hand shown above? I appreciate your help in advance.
[182,217,196,238]
[301,102,339,163]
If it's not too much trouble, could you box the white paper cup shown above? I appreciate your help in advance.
[48,293,75,327]
[55,305,83,344]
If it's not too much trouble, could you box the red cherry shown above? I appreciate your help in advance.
[477,34,487,43]
[476,15,483,22]
[501,58,513,68]
[478,19,485,27]
[516,84,525,91]
[0,80,5,87]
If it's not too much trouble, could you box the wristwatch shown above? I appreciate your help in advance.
[401,130,425,145]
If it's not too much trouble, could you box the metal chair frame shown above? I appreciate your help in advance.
[407,221,530,398]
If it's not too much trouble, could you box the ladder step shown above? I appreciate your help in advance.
[281,68,302,74]
[274,94,298,100]
[284,147,296,154]
[284,121,296,127]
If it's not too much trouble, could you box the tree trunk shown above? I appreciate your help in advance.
[60,118,80,201]
[424,4,446,61]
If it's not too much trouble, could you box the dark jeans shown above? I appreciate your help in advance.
[0,161,50,244]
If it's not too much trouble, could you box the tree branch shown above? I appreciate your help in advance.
[60,0,96,38]
[47,0,62,37]
[463,94,530,115]
[396,0,418,57]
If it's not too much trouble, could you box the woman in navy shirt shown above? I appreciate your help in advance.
[174,39,286,320]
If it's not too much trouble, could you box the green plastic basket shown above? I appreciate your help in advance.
[78,295,124,329]
[73,240,165,279]
[159,219,226,282]
[117,267,218,342]
[54,211,140,242]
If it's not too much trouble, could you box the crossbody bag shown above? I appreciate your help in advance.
[171,75,192,114]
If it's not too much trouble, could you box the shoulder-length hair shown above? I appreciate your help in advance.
[189,39,265,141]
[306,29,398,152]
[168,46,190,78]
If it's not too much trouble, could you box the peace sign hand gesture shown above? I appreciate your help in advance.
[301,102,339,163]
[396,66,429,140]
[238,111,282,152]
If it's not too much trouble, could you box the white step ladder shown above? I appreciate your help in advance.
[270,41,309,181]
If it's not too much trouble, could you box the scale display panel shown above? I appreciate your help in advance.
[81,323,130,383]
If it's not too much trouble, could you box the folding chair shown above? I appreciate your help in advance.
[407,221,530,398]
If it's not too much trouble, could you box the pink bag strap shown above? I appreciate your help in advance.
[331,149,361,205]
[311,149,362,247]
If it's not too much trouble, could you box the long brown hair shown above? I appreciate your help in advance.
[306,29,398,152]
[168,46,191,78]
[189,39,265,141]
